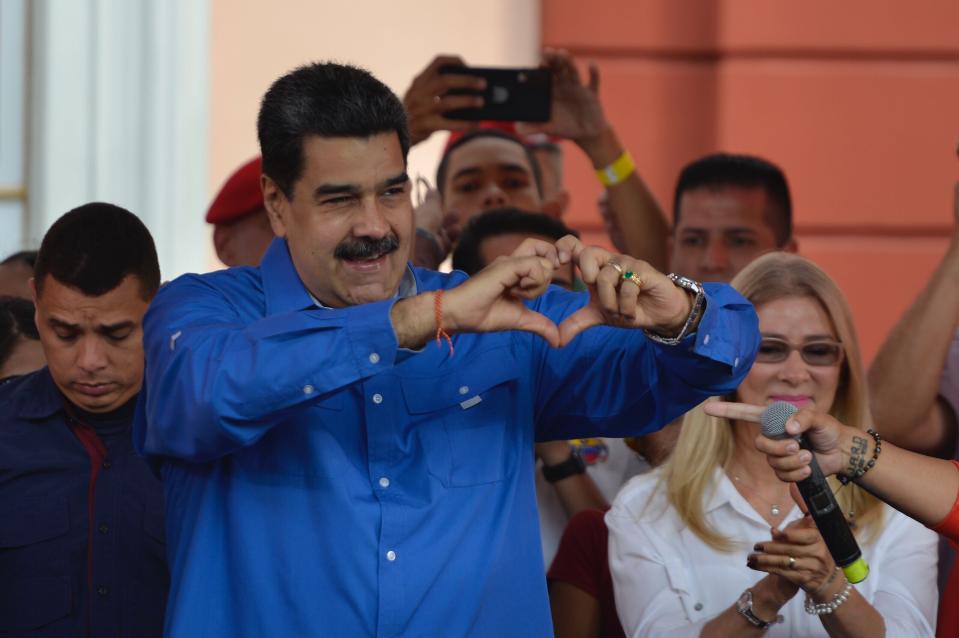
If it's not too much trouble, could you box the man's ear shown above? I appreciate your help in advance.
[782,237,799,254]
[29,277,40,329]
[261,174,289,238]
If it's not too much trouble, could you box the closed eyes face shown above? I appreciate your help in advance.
[32,274,149,413]
[736,295,843,413]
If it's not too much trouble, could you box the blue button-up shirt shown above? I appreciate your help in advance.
[136,238,758,638]
[0,369,168,637]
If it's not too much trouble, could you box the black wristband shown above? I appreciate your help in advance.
[542,452,586,483]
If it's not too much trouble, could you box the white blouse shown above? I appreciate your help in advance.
[606,468,938,637]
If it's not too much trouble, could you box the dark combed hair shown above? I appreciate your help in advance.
[673,153,793,246]
[452,207,577,275]
[1,250,38,268]
[33,202,160,300]
[436,129,543,199]
[257,62,411,199]
[0,296,39,371]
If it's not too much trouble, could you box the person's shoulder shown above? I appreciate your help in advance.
[871,502,938,546]
[159,266,261,300]
[568,506,610,530]
[0,369,54,424]
[150,267,265,320]
[608,467,669,522]
[412,266,468,291]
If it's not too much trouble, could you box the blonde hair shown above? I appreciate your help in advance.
[659,252,883,551]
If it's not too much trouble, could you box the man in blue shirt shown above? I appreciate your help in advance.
[136,62,760,637]
[1,203,168,636]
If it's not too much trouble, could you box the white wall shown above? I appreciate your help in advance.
[18,0,539,275]
[27,0,210,281]
[209,0,541,268]
[0,0,28,258]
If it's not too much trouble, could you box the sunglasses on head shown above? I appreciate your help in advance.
[756,337,844,366]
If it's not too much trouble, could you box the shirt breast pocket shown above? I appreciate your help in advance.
[0,496,72,632]
[402,354,522,488]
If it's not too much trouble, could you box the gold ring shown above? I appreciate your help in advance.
[607,261,623,274]
[622,270,642,289]
[787,556,797,569]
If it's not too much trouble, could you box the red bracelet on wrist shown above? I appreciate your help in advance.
[434,290,454,356]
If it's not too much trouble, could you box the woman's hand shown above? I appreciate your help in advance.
[747,487,840,598]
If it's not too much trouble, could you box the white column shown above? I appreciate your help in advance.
[0,0,28,258]
[28,0,210,280]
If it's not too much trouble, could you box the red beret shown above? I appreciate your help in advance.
[443,121,561,153]
[206,156,264,225]
[444,121,518,152]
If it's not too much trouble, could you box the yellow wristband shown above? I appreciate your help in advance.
[595,150,635,187]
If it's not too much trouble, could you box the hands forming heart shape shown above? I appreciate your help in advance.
[443,235,695,348]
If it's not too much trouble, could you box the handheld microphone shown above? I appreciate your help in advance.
[760,401,869,584]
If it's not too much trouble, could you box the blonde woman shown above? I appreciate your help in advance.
[606,253,937,637]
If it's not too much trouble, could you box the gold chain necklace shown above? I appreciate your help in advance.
[728,471,789,518]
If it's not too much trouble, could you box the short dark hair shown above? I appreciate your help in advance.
[436,129,543,199]
[257,62,411,199]
[1,250,38,269]
[673,153,792,246]
[452,207,577,275]
[33,202,160,300]
[0,296,39,372]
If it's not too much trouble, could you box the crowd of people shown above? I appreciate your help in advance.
[0,49,956,638]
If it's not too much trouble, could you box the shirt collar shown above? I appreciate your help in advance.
[260,236,418,313]
[260,238,317,315]
[14,367,67,420]
[704,465,800,524]
[703,466,733,514]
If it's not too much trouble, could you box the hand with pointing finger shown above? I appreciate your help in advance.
[703,401,851,481]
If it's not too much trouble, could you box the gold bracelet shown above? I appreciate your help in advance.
[595,150,635,187]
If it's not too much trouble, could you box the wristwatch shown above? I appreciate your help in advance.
[542,450,586,483]
[644,274,706,346]
[735,589,783,629]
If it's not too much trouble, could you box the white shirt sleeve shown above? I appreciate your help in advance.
[866,508,938,637]
[606,485,710,638]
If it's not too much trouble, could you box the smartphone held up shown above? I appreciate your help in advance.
[439,65,552,123]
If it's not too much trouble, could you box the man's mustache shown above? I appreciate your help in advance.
[334,234,400,260]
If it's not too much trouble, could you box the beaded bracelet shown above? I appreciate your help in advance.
[838,428,881,486]
[804,580,853,615]
[802,566,840,597]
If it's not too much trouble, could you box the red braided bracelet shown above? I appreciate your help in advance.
[434,290,454,356]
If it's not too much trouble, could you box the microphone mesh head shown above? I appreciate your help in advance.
[761,401,799,438]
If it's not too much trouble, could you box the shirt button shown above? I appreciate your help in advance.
[97,585,109,596]
[369,352,380,364]
[694,602,703,611]
[458,385,469,395]
[303,384,314,395]
[98,524,109,534]
[372,393,383,404]
[734,357,740,368]
[101,460,112,470]
[703,334,711,345]
[378,477,390,488]
[386,550,396,562]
